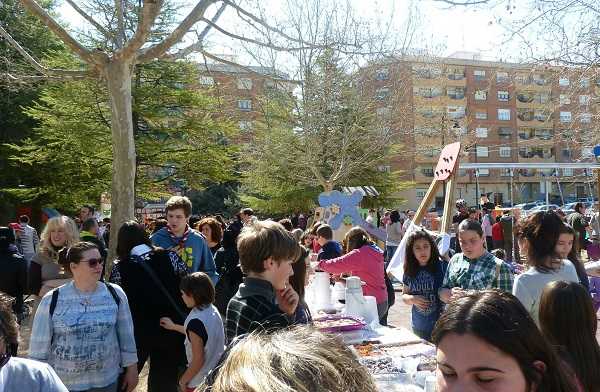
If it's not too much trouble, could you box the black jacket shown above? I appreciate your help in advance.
[109,249,189,353]
[0,248,28,314]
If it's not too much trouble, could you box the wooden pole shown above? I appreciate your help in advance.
[413,180,441,227]
[441,171,458,234]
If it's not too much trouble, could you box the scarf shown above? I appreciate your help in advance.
[167,224,191,252]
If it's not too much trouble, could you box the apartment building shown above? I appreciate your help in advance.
[365,56,600,210]
[196,63,294,140]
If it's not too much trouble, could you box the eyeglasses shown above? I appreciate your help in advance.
[80,258,104,268]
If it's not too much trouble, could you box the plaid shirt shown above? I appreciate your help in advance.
[225,278,291,344]
[442,251,514,292]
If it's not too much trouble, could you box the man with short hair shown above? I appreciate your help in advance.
[239,208,256,225]
[80,218,107,262]
[17,215,38,264]
[315,224,342,261]
[151,196,218,283]
[79,205,95,222]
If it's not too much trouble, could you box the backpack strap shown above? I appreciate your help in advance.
[493,258,503,286]
[104,282,121,307]
[49,283,120,318]
[49,289,59,317]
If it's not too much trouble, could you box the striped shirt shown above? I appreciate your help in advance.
[29,282,138,391]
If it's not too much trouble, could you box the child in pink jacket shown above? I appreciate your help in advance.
[317,227,388,319]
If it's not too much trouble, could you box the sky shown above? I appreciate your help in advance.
[55,0,517,63]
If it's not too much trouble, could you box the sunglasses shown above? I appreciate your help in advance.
[80,258,104,268]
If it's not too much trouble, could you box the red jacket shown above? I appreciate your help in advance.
[492,222,504,241]
[317,245,387,304]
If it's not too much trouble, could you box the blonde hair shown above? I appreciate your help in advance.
[39,216,79,261]
[200,326,377,392]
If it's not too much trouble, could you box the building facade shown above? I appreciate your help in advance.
[366,56,600,210]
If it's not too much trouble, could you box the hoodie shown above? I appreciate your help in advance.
[317,240,343,261]
[151,227,218,284]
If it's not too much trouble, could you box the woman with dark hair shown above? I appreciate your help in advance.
[401,230,447,341]
[555,224,589,291]
[432,290,576,392]
[384,210,403,264]
[289,246,311,324]
[540,281,598,391]
[513,212,579,324]
[213,228,243,316]
[196,217,223,255]
[317,227,387,320]
[30,242,138,392]
[109,221,189,392]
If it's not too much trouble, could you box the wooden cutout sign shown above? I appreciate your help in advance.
[413,142,462,231]
[434,142,461,180]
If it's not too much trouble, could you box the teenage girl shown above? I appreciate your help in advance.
[401,230,448,341]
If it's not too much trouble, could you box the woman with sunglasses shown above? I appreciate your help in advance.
[29,242,138,392]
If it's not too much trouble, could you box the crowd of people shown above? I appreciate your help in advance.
[0,195,600,391]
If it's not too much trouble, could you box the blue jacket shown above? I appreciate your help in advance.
[151,227,219,284]
[317,240,343,261]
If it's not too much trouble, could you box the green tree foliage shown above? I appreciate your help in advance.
[241,50,408,215]
[3,59,238,211]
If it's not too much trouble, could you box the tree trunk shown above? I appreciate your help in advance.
[104,59,136,273]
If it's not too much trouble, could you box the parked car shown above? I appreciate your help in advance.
[526,204,560,215]
[514,202,543,211]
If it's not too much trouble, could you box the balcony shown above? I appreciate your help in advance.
[518,147,555,161]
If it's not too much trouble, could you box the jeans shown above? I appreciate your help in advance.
[385,245,398,264]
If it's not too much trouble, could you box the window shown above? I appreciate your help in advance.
[559,111,572,123]
[515,73,532,85]
[582,147,594,157]
[581,113,592,123]
[478,168,490,176]
[534,129,552,140]
[498,109,511,121]
[375,87,390,100]
[475,90,487,100]
[447,106,466,119]
[559,77,570,87]
[416,189,427,199]
[534,109,550,122]
[264,79,276,89]
[497,90,509,102]
[499,146,511,157]
[535,93,550,104]
[237,78,253,90]
[474,70,486,81]
[377,107,391,119]
[559,94,571,105]
[475,111,488,120]
[475,127,488,138]
[414,66,441,79]
[378,165,391,173]
[500,168,512,177]
[375,68,389,80]
[238,99,252,111]
[199,76,214,86]
[447,68,465,80]
[496,71,509,83]
[579,95,591,105]
[498,127,512,139]
[415,87,442,98]
[421,167,435,177]
[580,78,590,88]
[476,146,489,157]
[533,74,548,85]
[561,148,571,158]
[447,87,465,99]
[239,120,253,131]
[563,168,573,176]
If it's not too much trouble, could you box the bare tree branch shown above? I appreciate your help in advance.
[0,24,93,78]
[196,1,228,42]
[64,0,113,41]
[116,0,164,59]
[138,0,216,62]
[19,0,105,66]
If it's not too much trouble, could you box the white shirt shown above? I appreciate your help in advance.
[512,259,579,325]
